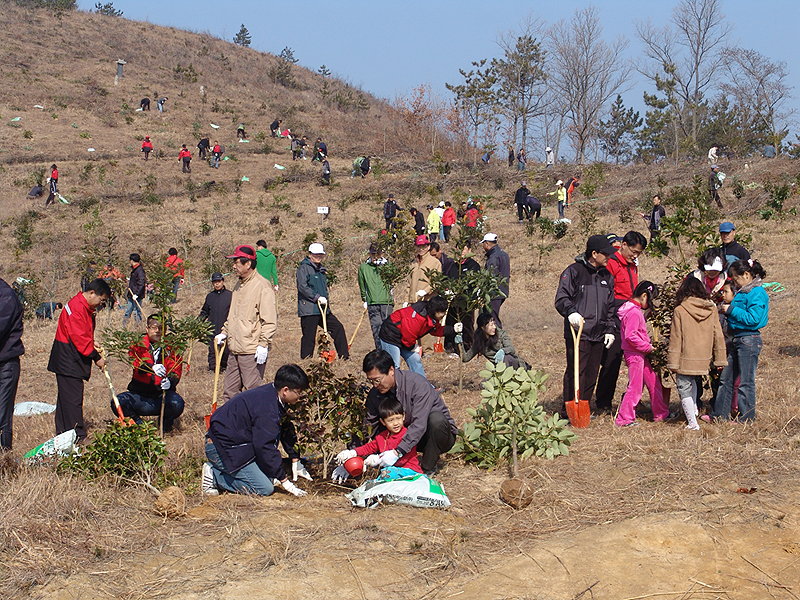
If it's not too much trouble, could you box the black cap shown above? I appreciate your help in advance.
[606,233,622,244]
[586,234,617,256]
[388,193,394,198]
[368,243,379,253]
[211,272,224,281]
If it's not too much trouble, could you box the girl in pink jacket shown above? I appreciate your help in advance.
[616,281,670,426]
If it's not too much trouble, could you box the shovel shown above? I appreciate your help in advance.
[348,306,368,350]
[204,339,226,430]
[100,350,135,427]
[318,299,336,363]
[565,318,591,428]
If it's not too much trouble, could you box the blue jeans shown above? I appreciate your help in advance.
[171,277,180,302]
[205,439,275,496]
[712,334,762,422]
[380,340,426,377]
[212,154,220,168]
[115,389,184,431]
[123,298,142,324]
[558,201,565,218]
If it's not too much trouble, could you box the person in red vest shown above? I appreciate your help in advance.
[178,144,192,173]
[212,141,222,169]
[47,279,111,442]
[165,248,184,303]
[565,176,580,207]
[441,201,456,242]
[45,164,59,207]
[596,230,648,413]
[115,313,184,432]
[141,136,153,161]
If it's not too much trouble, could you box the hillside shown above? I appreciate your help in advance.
[2,4,800,600]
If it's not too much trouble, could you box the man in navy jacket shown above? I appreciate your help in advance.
[0,277,24,450]
[203,364,311,497]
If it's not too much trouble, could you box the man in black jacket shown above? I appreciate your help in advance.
[0,278,24,451]
[203,364,311,497]
[514,181,530,223]
[199,273,232,371]
[197,137,210,160]
[482,233,510,328]
[383,193,398,230]
[123,253,146,327]
[555,235,617,416]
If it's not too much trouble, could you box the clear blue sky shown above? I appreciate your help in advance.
[78,1,799,130]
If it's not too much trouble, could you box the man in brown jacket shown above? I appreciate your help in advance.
[215,245,278,402]
[405,235,442,307]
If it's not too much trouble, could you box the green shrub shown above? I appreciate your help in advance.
[452,362,576,472]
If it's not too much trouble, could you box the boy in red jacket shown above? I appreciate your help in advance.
[334,397,422,477]
[115,314,184,432]
[141,136,153,160]
[178,144,192,173]
[47,279,111,441]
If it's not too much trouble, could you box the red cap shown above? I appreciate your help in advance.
[415,235,430,246]
[226,245,256,260]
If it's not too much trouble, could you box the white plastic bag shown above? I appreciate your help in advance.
[14,401,57,416]
[23,430,77,462]
[346,470,451,509]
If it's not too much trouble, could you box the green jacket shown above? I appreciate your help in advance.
[296,256,329,316]
[256,247,278,286]
[358,260,393,306]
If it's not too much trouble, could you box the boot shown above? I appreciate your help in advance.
[681,397,699,430]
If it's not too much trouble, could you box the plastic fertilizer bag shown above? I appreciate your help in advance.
[346,470,451,509]
[23,429,77,462]
[14,401,57,416]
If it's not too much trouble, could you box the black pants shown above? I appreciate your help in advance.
[529,202,541,219]
[300,313,349,360]
[595,321,622,411]
[562,335,604,414]
[517,202,530,221]
[489,298,505,329]
[0,358,20,450]
[55,374,86,441]
[417,411,456,473]
[182,157,191,173]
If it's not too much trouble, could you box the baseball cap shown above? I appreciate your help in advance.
[586,234,617,256]
[308,243,326,254]
[388,193,394,198]
[481,233,498,243]
[704,257,724,271]
[711,164,719,170]
[415,235,431,246]
[211,272,224,281]
[556,180,564,186]
[606,233,622,244]
[226,245,256,260]
[719,221,735,233]
[438,201,445,208]
[546,146,551,152]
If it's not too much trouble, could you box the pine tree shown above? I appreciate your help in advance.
[597,95,642,164]
[233,24,251,47]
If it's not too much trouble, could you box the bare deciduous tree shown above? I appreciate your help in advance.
[548,6,631,164]
[721,48,795,154]
[635,0,732,152]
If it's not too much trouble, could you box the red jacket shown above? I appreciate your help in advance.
[128,334,183,397]
[442,207,456,226]
[212,144,221,154]
[379,303,444,350]
[47,292,100,380]
[51,168,58,181]
[178,148,191,160]
[141,140,153,151]
[606,251,638,302]
[165,255,184,278]
[465,208,479,227]
[355,426,422,472]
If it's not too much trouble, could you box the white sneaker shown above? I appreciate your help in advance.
[202,462,219,496]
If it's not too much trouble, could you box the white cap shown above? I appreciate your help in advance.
[546,146,552,152]
[703,257,724,271]
[308,243,326,255]
[556,180,564,186]
[481,233,498,243]
[438,201,445,207]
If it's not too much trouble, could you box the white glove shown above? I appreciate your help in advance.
[132,294,139,301]
[363,301,368,310]
[280,479,308,497]
[402,302,408,308]
[604,334,615,349]
[292,461,313,482]
[494,349,505,364]
[318,296,328,305]
[454,322,463,333]
[331,465,350,484]
[160,378,171,390]
[215,333,227,345]
[255,345,269,365]
[336,449,357,464]
[364,454,382,468]
[274,285,279,292]
[379,449,400,467]
[416,289,427,298]
[152,364,167,378]
[568,313,583,328]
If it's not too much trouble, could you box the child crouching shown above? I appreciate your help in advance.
[667,277,727,430]
[616,281,669,426]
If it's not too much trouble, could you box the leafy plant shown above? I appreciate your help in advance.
[579,163,605,198]
[525,217,566,267]
[452,362,575,473]
[576,204,598,241]
[233,23,251,47]
[287,359,367,478]
[759,181,795,221]
[59,421,165,483]
[14,210,39,255]
[94,2,122,16]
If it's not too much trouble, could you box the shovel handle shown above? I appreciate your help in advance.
[570,318,584,404]
[211,339,226,415]
[348,307,368,349]
[317,299,329,334]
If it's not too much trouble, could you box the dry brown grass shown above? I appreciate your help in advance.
[2,4,800,599]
